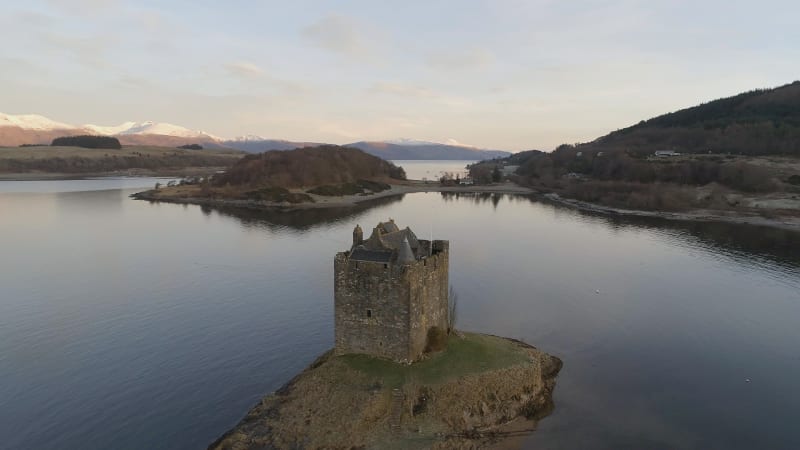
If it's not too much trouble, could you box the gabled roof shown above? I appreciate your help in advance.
[350,220,422,263]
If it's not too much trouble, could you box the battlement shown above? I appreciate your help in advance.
[334,220,450,363]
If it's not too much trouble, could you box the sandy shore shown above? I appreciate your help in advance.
[544,192,800,232]
[131,181,535,211]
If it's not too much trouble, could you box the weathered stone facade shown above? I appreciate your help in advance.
[334,220,449,363]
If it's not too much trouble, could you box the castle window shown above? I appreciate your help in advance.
[366,309,372,318]
[384,263,388,269]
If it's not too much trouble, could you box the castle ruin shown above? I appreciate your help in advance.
[334,219,449,363]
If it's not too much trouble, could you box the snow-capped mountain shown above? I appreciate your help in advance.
[84,120,221,140]
[0,112,512,159]
[0,112,226,148]
[385,138,477,148]
[230,134,268,142]
[0,113,220,140]
[83,122,139,135]
[0,113,74,130]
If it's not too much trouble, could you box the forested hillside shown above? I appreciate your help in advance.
[590,81,800,156]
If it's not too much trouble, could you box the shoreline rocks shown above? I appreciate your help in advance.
[209,334,561,450]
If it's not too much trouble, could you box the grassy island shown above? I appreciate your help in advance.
[133,145,408,206]
[210,333,562,450]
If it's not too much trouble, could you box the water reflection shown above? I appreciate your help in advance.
[201,191,800,276]
[196,195,405,232]
[541,199,800,274]
[2,185,799,450]
[439,191,508,209]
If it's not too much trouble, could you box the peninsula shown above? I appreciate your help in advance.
[470,81,800,231]
[209,221,562,449]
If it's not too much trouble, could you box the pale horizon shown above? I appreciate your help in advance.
[2,0,798,151]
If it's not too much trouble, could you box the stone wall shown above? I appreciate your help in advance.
[334,254,411,361]
[407,241,449,360]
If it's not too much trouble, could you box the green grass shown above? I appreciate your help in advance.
[339,333,530,388]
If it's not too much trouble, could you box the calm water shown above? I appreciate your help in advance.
[1,173,799,450]
[392,159,474,181]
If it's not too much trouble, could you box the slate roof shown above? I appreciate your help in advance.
[350,247,393,263]
[381,228,419,251]
[351,220,423,263]
[396,237,415,264]
[377,220,400,234]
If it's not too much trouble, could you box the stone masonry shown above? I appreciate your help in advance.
[334,219,449,363]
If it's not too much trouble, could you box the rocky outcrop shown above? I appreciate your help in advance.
[209,334,561,450]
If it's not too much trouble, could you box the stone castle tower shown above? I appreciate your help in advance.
[334,219,449,363]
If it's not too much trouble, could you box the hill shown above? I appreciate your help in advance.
[471,82,800,223]
[136,146,409,205]
[347,140,511,160]
[214,145,405,188]
[590,81,800,156]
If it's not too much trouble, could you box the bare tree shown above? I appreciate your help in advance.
[447,285,458,333]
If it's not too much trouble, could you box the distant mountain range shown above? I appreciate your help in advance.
[0,113,510,160]
[346,141,510,160]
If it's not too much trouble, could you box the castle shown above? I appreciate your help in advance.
[334,219,450,363]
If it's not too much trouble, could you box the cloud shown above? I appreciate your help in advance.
[44,0,118,15]
[369,82,437,99]
[41,32,114,68]
[224,61,264,78]
[369,82,472,108]
[302,13,377,59]
[426,47,494,71]
[317,116,422,141]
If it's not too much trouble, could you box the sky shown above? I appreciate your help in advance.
[1,0,798,151]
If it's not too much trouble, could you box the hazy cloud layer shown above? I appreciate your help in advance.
[1,0,798,150]
[302,13,379,60]
[225,62,265,79]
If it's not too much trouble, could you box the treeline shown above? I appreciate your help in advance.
[515,146,779,192]
[214,145,406,188]
[0,153,237,174]
[52,135,122,149]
